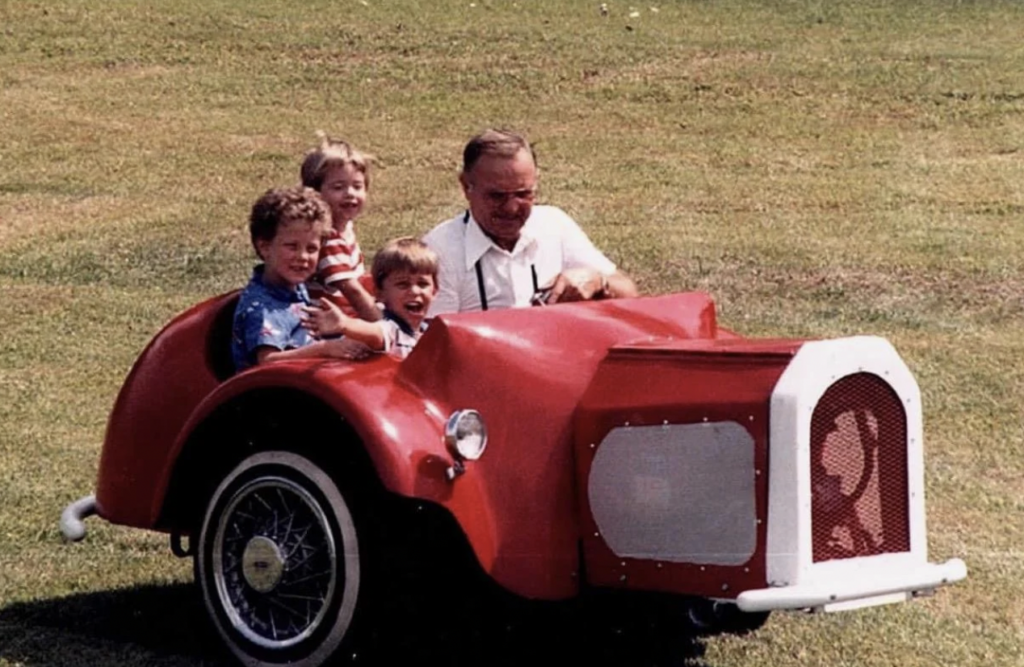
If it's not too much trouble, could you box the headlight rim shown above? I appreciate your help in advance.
[444,409,488,462]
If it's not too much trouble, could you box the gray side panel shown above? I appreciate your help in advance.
[588,421,757,566]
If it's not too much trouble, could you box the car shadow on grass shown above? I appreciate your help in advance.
[0,583,714,666]
[0,583,227,666]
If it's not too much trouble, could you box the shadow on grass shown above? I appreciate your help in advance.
[0,583,226,666]
[359,587,713,667]
[0,583,713,666]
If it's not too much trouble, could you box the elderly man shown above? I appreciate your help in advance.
[423,129,638,315]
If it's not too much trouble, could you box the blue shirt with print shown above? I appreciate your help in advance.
[232,265,315,372]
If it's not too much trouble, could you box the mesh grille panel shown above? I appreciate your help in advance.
[810,373,910,563]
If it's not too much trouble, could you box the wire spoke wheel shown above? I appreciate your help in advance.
[197,452,361,667]
[214,477,337,647]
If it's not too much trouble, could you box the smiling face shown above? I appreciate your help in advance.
[319,163,368,228]
[256,219,323,289]
[459,148,538,252]
[378,270,438,329]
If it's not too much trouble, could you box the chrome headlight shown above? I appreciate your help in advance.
[445,409,488,461]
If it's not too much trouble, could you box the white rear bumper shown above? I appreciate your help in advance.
[735,557,967,613]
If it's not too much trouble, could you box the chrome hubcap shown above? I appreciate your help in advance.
[242,536,285,593]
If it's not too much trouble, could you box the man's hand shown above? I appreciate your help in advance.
[544,268,605,304]
[302,299,348,338]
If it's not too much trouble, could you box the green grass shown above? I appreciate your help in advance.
[2,0,1023,665]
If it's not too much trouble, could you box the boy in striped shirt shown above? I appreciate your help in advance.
[300,132,381,323]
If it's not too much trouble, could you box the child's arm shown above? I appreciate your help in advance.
[255,337,372,365]
[333,317,386,352]
[338,278,382,322]
[303,299,386,352]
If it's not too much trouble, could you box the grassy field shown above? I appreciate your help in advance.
[1,0,1022,664]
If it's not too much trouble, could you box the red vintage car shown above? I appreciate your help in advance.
[61,290,966,667]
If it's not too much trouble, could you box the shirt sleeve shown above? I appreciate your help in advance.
[232,302,292,369]
[247,306,297,353]
[424,223,463,316]
[555,208,617,276]
[378,319,399,353]
[317,222,366,287]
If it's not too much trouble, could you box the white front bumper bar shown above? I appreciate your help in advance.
[735,558,968,613]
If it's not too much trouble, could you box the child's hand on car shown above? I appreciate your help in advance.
[302,299,348,338]
[323,337,374,360]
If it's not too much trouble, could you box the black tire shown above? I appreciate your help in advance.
[196,451,361,667]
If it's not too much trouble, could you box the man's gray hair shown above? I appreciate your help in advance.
[462,128,536,173]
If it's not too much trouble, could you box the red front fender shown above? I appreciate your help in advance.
[154,359,502,574]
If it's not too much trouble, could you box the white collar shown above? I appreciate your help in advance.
[463,211,537,271]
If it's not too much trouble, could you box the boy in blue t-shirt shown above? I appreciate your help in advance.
[231,186,364,372]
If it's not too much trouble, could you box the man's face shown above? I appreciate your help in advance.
[459,149,537,251]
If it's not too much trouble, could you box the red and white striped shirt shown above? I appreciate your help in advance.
[316,220,365,288]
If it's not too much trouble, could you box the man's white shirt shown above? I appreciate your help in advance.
[423,205,616,316]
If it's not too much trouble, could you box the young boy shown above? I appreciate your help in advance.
[231,186,365,372]
[300,132,381,323]
[304,237,438,359]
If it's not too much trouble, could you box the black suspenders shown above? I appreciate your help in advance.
[463,210,540,311]
[475,263,488,311]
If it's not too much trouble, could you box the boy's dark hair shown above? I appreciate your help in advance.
[249,186,332,257]
[372,237,439,290]
[462,128,537,174]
